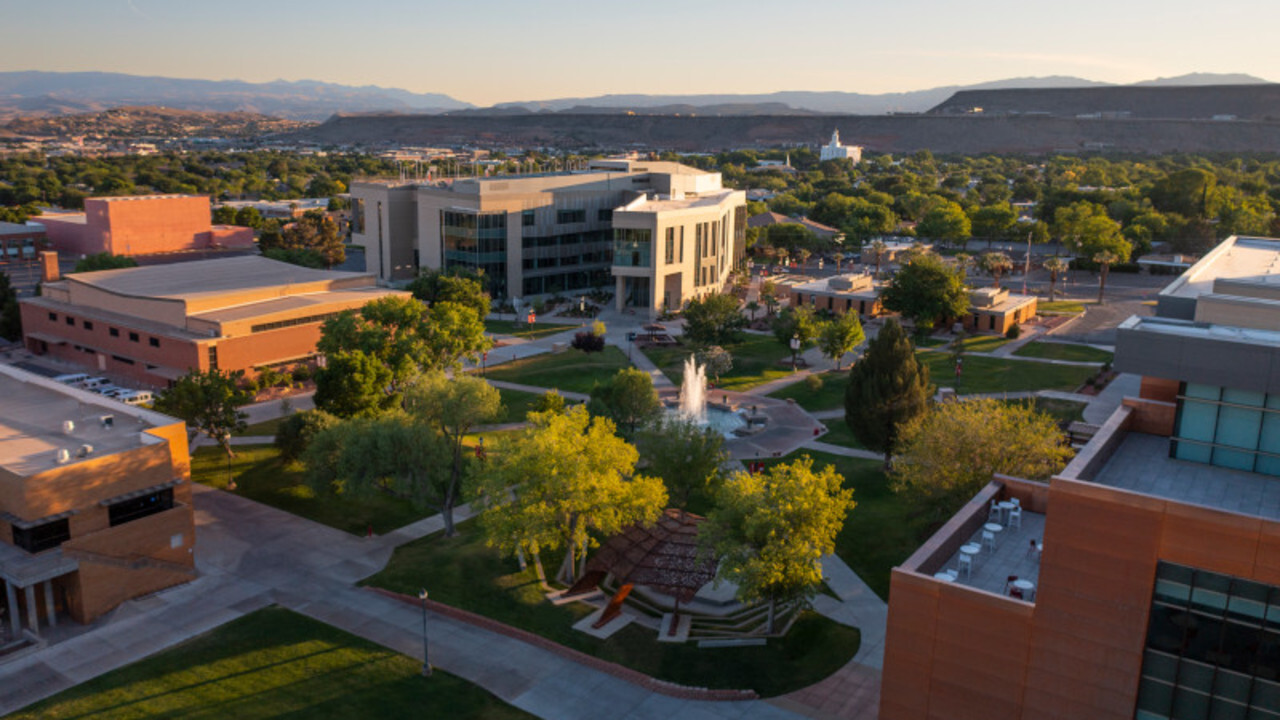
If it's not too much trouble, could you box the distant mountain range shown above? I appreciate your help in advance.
[0,71,1271,121]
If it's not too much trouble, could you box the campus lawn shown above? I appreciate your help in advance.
[817,420,867,451]
[916,351,1095,395]
[484,319,577,340]
[1012,341,1114,364]
[954,334,1011,353]
[759,451,940,601]
[233,416,287,437]
[767,370,850,412]
[363,520,859,697]
[644,334,794,392]
[494,387,543,424]
[190,445,426,535]
[1037,300,1091,314]
[483,346,631,395]
[7,607,531,720]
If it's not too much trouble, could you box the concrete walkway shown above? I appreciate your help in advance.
[486,379,591,403]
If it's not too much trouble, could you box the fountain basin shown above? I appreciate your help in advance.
[663,405,746,438]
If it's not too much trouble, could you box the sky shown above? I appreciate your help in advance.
[4,0,1278,106]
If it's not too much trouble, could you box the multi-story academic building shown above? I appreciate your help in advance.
[19,253,405,387]
[879,236,1280,720]
[0,364,195,639]
[349,159,746,315]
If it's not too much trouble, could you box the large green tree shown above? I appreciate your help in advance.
[771,306,821,368]
[407,269,491,319]
[891,398,1072,517]
[844,320,933,468]
[879,253,969,331]
[818,312,866,370]
[682,292,746,345]
[471,406,668,583]
[635,417,727,511]
[703,456,855,632]
[273,211,345,267]
[916,201,971,246]
[589,367,662,435]
[153,369,250,457]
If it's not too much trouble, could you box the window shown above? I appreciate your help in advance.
[65,315,74,326]
[250,312,343,334]
[522,210,536,227]
[83,320,94,330]
[149,337,160,348]
[12,518,70,554]
[612,228,652,267]
[47,312,56,321]
[109,488,175,527]
[207,345,218,370]
[665,228,675,263]
[109,327,119,338]
[111,355,135,365]
[128,332,139,342]
[557,209,586,224]
[597,209,613,222]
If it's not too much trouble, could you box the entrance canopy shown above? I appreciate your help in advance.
[586,509,717,603]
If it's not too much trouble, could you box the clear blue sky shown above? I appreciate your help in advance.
[5,0,1277,105]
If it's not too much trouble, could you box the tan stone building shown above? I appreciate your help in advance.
[0,364,195,637]
[350,159,746,315]
[19,254,405,387]
[962,286,1038,335]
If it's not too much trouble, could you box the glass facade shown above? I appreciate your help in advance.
[1137,561,1280,719]
[519,229,612,296]
[441,210,508,298]
[1172,383,1280,477]
[613,228,652,267]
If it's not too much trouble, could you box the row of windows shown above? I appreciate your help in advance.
[12,518,70,554]
[521,269,610,297]
[12,489,177,554]
[250,312,343,334]
[1174,383,1280,477]
[108,489,175,527]
[47,312,160,347]
[613,228,652,268]
[556,209,586,224]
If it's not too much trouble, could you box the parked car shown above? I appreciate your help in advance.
[115,390,153,406]
[54,373,90,385]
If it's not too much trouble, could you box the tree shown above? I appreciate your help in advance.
[636,417,727,511]
[868,239,888,277]
[1093,249,1122,304]
[891,398,1071,516]
[772,306,821,368]
[212,205,237,224]
[703,456,855,632]
[968,204,1016,245]
[277,211,345,267]
[880,253,969,331]
[916,201,971,246]
[697,345,733,383]
[1053,201,1127,258]
[818,312,865,370]
[153,369,250,457]
[589,367,662,435]
[832,252,846,271]
[0,272,20,341]
[979,252,1014,288]
[745,300,760,321]
[407,269,491,320]
[762,223,817,254]
[760,281,780,317]
[533,390,568,415]
[71,253,137,273]
[682,292,746,345]
[1043,257,1070,302]
[471,406,668,583]
[844,319,932,468]
[313,350,395,418]
[274,409,340,463]
[401,372,502,536]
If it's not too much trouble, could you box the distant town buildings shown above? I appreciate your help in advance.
[747,211,844,245]
[819,129,862,164]
[0,364,195,635]
[350,159,746,317]
[216,198,331,220]
[19,254,405,387]
[879,235,1280,720]
[37,195,254,258]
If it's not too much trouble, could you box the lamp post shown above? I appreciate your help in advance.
[419,589,432,677]
[222,433,236,491]
[790,334,800,372]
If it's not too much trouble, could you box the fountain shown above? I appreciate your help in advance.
[671,356,745,438]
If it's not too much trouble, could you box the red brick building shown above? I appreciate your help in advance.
[39,195,254,258]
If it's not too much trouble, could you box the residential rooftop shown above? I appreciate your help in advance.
[0,365,174,477]
[1095,432,1280,522]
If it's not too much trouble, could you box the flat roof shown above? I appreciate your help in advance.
[1096,433,1280,522]
[1161,236,1280,300]
[0,221,43,236]
[66,256,373,302]
[1118,314,1280,346]
[189,287,402,324]
[0,365,175,477]
[618,190,737,213]
[791,273,877,293]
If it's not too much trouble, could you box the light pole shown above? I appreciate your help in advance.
[790,334,800,372]
[222,433,236,491]
[419,589,432,677]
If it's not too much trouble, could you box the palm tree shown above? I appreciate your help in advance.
[745,300,761,320]
[954,252,973,278]
[776,248,790,268]
[869,239,888,277]
[796,248,812,268]
[1093,250,1121,304]
[980,252,1014,288]
[1043,256,1070,302]
[833,252,846,272]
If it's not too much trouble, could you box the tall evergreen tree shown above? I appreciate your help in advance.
[843,320,933,468]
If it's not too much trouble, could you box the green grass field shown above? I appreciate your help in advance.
[817,420,868,451]
[644,335,794,392]
[952,335,1012,353]
[1012,341,1114,364]
[234,416,287,437]
[483,346,631,395]
[484,319,578,340]
[7,607,531,720]
[493,387,544,424]
[1037,300,1091,314]
[917,351,1094,395]
[363,520,858,696]
[767,371,850,412]
[190,445,426,535]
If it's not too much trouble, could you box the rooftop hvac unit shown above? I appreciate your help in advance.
[101,415,114,429]
[55,449,70,464]
[62,420,75,434]
[76,444,94,458]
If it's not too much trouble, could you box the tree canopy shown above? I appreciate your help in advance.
[635,417,727,512]
[589,367,662,435]
[818,312,866,370]
[682,292,746,346]
[71,253,138,274]
[844,320,932,467]
[153,368,250,457]
[880,253,969,330]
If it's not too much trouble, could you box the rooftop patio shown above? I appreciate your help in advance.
[936,505,1046,602]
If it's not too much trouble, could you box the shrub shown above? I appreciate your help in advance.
[591,320,607,337]
[1005,323,1021,339]
[291,365,313,384]
[275,409,340,463]
[805,374,824,392]
[571,331,606,353]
